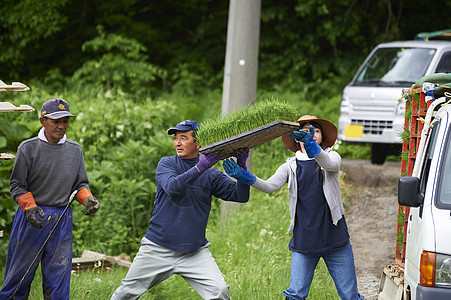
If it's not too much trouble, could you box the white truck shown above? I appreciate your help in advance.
[338,30,451,164]
[378,74,451,300]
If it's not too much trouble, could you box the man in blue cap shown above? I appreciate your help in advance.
[0,98,100,300]
[111,120,250,300]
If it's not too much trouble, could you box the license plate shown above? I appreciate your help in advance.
[345,125,363,138]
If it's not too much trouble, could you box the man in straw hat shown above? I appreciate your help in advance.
[223,115,363,300]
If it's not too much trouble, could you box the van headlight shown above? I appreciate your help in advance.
[436,254,451,288]
[420,251,451,288]
[340,94,352,115]
[396,97,406,116]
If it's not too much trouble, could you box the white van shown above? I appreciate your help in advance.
[338,39,451,164]
[398,94,451,299]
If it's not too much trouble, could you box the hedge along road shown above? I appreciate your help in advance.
[341,159,400,300]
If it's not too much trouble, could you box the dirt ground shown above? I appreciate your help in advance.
[341,159,401,300]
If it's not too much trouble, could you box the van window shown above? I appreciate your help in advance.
[437,116,451,209]
[435,51,451,73]
[420,119,441,196]
[354,47,435,87]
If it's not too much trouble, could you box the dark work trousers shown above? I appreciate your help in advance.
[0,206,73,300]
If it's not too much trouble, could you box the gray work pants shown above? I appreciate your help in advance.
[111,237,230,300]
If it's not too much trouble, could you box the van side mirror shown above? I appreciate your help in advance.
[398,176,424,207]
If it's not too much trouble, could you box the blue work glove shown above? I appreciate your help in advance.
[234,149,249,170]
[289,129,308,143]
[223,158,256,185]
[196,153,221,174]
[302,125,321,158]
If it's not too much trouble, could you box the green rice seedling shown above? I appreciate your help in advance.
[197,99,300,147]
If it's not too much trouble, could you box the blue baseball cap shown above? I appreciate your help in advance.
[40,98,75,119]
[167,120,200,135]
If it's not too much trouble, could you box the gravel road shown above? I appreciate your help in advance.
[341,159,401,300]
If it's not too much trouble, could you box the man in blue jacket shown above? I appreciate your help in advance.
[111,120,250,300]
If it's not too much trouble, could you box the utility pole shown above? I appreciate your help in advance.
[222,0,261,114]
[221,0,261,219]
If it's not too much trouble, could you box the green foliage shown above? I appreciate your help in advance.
[66,92,181,256]
[0,90,45,153]
[253,139,293,178]
[0,0,70,78]
[2,0,449,95]
[258,0,395,93]
[169,62,221,96]
[396,210,406,254]
[334,141,372,160]
[72,26,167,95]
[197,99,300,146]
[161,89,223,122]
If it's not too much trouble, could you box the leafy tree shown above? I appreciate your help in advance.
[257,0,408,93]
[0,0,70,78]
[72,25,167,95]
[2,0,450,96]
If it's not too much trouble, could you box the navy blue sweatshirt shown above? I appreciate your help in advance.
[145,155,250,253]
[10,137,90,207]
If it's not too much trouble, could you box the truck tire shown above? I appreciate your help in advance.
[371,143,387,165]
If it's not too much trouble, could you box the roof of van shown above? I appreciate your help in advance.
[376,40,451,49]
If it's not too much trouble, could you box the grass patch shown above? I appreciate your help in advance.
[0,188,339,299]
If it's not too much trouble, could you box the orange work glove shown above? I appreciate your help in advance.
[17,192,44,228]
[77,188,100,215]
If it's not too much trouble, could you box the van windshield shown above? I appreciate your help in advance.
[354,47,435,87]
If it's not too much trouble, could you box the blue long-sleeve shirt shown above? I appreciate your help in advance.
[145,155,249,253]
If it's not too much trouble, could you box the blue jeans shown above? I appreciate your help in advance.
[284,241,364,300]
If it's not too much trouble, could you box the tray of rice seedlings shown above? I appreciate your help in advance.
[198,99,300,159]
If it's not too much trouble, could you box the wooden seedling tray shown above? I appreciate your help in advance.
[0,102,34,112]
[199,120,299,159]
[0,80,32,161]
[0,80,30,92]
[0,153,15,159]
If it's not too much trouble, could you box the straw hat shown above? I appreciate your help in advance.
[282,115,338,152]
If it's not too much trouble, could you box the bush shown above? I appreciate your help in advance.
[71,26,167,96]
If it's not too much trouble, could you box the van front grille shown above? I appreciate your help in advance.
[351,119,393,135]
